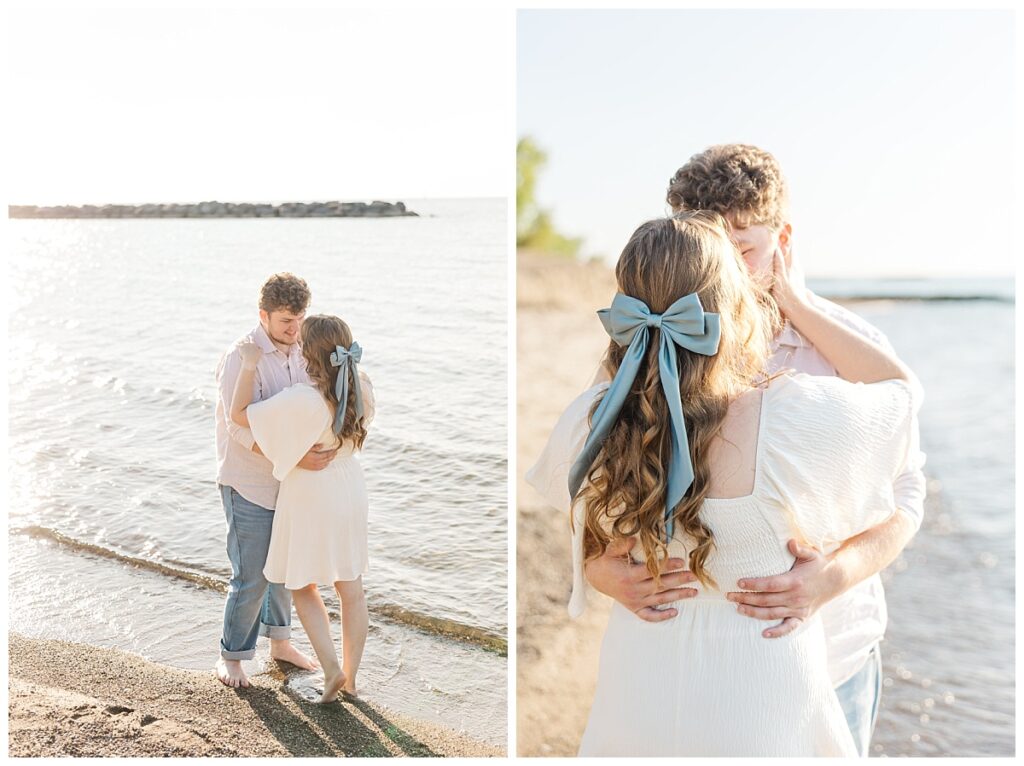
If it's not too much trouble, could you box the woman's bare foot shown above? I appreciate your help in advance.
[270,639,319,671]
[215,658,250,688]
[341,683,359,698]
[318,670,347,703]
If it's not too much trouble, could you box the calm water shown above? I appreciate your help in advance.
[7,198,508,744]
[832,296,1014,757]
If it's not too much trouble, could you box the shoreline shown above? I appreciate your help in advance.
[12,523,507,656]
[8,632,502,757]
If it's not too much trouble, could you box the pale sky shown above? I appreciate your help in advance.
[7,7,510,204]
[518,9,1015,278]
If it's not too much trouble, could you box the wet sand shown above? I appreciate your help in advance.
[8,632,502,757]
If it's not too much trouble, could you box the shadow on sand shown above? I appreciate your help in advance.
[235,666,440,757]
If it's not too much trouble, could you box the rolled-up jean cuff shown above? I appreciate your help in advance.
[220,646,257,661]
[260,623,291,640]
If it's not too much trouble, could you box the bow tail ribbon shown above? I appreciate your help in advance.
[568,327,648,500]
[658,331,691,542]
[568,324,690,544]
[331,344,366,437]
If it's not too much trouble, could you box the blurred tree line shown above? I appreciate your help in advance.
[516,137,581,257]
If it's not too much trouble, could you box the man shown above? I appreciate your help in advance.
[214,272,337,688]
[582,144,926,755]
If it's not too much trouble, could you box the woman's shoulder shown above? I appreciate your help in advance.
[269,382,332,414]
[767,370,911,401]
[763,372,914,435]
[286,381,326,399]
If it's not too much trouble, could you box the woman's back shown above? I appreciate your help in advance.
[571,373,913,593]
[250,374,376,591]
[527,372,915,756]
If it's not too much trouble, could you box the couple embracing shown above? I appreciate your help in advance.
[214,273,374,703]
[528,144,927,756]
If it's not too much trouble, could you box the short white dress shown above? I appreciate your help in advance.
[248,372,375,590]
[526,373,917,757]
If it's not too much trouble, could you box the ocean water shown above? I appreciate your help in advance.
[823,291,1014,757]
[7,198,508,745]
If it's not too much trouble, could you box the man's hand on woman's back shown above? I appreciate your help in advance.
[584,537,698,622]
[298,443,338,471]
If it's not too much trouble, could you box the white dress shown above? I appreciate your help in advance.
[248,373,375,590]
[526,373,917,757]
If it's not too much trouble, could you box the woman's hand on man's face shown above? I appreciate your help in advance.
[770,246,810,319]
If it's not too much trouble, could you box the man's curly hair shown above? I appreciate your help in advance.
[667,144,789,229]
[259,273,311,315]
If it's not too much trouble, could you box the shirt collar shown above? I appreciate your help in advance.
[772,321,813,350]
[252,323,303,360]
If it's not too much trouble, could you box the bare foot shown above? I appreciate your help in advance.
[341,683,359,698]
[270,641,319,671]
[215,658,250,688]
[318,670,347,703]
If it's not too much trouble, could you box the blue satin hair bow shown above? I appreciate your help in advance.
[568,292,721,542]
[329,341,365,436]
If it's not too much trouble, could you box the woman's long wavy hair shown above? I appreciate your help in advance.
[300,314,367,449]
[577,211,777,588]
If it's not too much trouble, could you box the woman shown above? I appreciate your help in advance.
[231,314,374,703]
[527,211,918,755]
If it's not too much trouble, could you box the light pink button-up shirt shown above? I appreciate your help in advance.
[215,324,311,510]
[769,294,926,686]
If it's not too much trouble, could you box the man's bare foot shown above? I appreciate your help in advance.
[270,641,319,671]
[215,658,250,688]
[319,670,347,703]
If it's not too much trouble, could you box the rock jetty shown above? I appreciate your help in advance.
[8,200,417,219]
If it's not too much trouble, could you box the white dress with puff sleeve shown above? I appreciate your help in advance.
[248,372,375,589]
[526,372,917,757]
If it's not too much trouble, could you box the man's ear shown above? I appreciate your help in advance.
[258,309,269,328]
[777,222,793,261]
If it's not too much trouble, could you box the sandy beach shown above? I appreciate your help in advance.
[8,632,502,757]
[516,251,616,756]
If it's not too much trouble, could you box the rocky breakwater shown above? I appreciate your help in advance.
[8,200,418,218]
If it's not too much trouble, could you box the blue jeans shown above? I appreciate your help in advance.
[219,485,292,660]
[834,643,883,757]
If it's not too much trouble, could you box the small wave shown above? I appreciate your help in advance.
[372,604,506,656]
[17,525,228,592]
[15,525,505,655]
[370,432,506,471]
[76,365,215,417]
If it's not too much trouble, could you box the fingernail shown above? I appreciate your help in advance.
[737,580,748,589]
